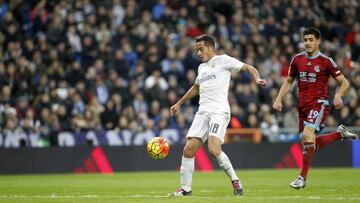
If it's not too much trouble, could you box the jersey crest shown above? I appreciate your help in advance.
[314,65,320,72]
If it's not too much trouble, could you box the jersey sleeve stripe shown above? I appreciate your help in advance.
[319,53,338,68]
[329,58,337,68]
[289,56,295,65]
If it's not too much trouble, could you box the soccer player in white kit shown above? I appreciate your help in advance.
[169,35,267,196]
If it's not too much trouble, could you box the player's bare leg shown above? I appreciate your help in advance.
[169,137,202,196]
[208,136,243,195]
[290,126,316,189]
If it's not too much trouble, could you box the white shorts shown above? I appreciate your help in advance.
[187,111,230,143]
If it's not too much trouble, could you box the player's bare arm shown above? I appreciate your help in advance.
[333,75,350,110]
[241,64,267,86]
[273,76,295,112]
[170,84,199,116]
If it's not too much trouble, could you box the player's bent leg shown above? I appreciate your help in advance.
[315,131,342,150]
[314,124,358,151]
[169,138,202,196]
[315,124,358,150]
[208,136,243,195]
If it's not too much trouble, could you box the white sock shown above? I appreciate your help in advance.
[217,151,239,182]
[180,156,194,192]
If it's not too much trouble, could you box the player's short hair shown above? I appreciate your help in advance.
[195,34,215,48]
[303,27,321,39]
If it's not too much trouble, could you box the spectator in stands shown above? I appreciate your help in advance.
[87,97,104,124]
[144,69,168,101]
[161,48,185,78]
[0,85,14,106]
[283,106,299,129]
[100,99,118,130]
[133,92,148,114]
[3,113,27,148]
[56,103,71,132]
[111,49,130,80]
[73,107,101,131]
[20,108,40,134]
[94,75,109,105]
[260,113,280,142]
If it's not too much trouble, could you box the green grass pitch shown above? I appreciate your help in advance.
[0,168,359,203]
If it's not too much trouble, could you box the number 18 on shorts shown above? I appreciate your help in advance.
[186,112,230,143]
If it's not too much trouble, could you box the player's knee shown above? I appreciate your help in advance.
[302,133,315,143]
[302,127,316,142]
[183,137,202,158]
[183,144,196,158]
[208,145,221,158]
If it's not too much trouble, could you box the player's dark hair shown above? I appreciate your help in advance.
[303,27,321,39]
[195,34,215,48]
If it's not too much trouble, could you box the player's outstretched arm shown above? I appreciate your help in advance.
[241,64,267,86]
[273,76,295,112]
[333,75,350,110]
[170,84,199,116]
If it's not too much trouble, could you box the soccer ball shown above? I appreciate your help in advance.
[147,137,170,160]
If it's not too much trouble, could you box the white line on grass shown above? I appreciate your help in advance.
[0,194,359,200]
[268,196,360,201]
[0,194,100,198]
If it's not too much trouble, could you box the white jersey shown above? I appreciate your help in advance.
[195,54,244,114]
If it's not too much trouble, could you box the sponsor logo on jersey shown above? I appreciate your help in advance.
[307,61,312,66]
[299,71,317,83]
[198,73,216,83]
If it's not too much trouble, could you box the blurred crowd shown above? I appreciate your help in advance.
[0,0,359,145]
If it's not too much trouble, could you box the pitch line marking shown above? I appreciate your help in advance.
[0,194,359,200]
